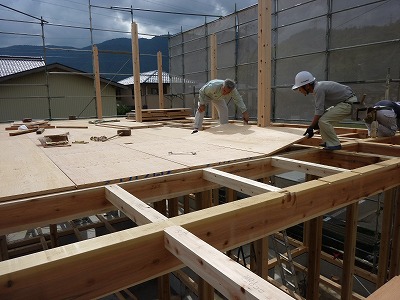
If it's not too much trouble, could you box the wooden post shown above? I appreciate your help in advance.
[0,235,8,261]
[157,51,164,109]
[212,189,219,206]
[210,33,218,120]
[377,189,395,287]
[341,202,359,299]
[49,224,58,248]
[306,216,323,300]
[92,45,103,119]
[131,22,142,122]
[389,188,400,278]
[253,237,269,279]
[183,195,190,214]
[195,191,214,299]
[257,0,272,127]
[168,198,179,217]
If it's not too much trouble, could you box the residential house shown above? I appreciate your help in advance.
[0,56,126,122]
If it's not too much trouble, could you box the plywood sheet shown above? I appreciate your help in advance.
[187,123,305,155]
[0,120,306,200]
[122,140,259,169]
[0,138,75,201]
[41,142,189,187]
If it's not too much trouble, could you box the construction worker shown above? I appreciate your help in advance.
[363,100,400,137]
[192,79,249,133]
[292,71,357,150]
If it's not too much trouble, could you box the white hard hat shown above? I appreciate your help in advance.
[292,71,316,90]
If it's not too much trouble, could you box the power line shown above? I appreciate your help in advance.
[94,4,223,18]
[0,3,48,22]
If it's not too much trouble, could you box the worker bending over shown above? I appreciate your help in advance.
[292,71,357,150]
[364,100,400,137]
[192,79,249,133]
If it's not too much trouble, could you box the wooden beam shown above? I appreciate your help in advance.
[271,156,348,177]
[105,185,167,224]
[164,226,293,300]
[203,168,281,195]
[105,185,172,300]
[0,160,400,298]
[0,187,109,236]
[358,142,400,158]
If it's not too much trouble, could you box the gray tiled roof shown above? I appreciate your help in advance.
[118,70,195,85]
[0,56,45,78]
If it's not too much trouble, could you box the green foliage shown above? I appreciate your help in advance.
[116,103,131,116]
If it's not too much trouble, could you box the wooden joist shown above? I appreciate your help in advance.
[0,158,399,299]
[164,225,293,300]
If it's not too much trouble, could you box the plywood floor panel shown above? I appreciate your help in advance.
[0,138,75,201]
[41,142,189,187]
[1,120,305,201]
[187,124,305,155]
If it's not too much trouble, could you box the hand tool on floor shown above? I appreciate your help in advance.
[36,128,45,134]
[106,129,131,141]
[168,151,196,155]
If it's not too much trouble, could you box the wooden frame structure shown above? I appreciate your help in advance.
[1,132,400,299]
[2,1,400,298]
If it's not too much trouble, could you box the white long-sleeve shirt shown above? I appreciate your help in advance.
[199,79,247,113]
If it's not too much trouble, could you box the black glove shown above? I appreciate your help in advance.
[303,126,314,138]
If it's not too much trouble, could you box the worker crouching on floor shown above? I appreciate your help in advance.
[192,79,250,134]
[363,100,400,137]
[292,71,358,150]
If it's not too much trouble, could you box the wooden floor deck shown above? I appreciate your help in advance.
[0,118,305,201]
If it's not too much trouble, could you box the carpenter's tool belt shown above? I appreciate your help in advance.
[349,102,367,121]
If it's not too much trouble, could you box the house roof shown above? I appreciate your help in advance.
[0,56,45,77]
[118,70,195,85]
[0,56,126,89]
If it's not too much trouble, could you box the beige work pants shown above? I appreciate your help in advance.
[318,101,353,147]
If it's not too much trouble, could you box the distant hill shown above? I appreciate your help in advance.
[0,36,169,81]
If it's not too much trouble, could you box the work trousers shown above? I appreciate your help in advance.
[318,97,356,146]
[365,109,397,137]
[193,99,229,130]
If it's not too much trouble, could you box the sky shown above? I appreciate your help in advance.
[0,0,258,48]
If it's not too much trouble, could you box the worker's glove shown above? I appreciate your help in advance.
[303,126,314,138]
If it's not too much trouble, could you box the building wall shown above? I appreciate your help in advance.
[118,83,171,110]
[0,71,118,122]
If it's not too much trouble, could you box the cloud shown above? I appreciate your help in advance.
[0,0,257,48]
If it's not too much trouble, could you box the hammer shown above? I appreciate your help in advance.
[106,129,131,141]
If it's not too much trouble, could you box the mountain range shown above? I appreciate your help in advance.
[0,36,169,82]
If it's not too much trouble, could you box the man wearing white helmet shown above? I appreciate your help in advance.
[292,71,357,150]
